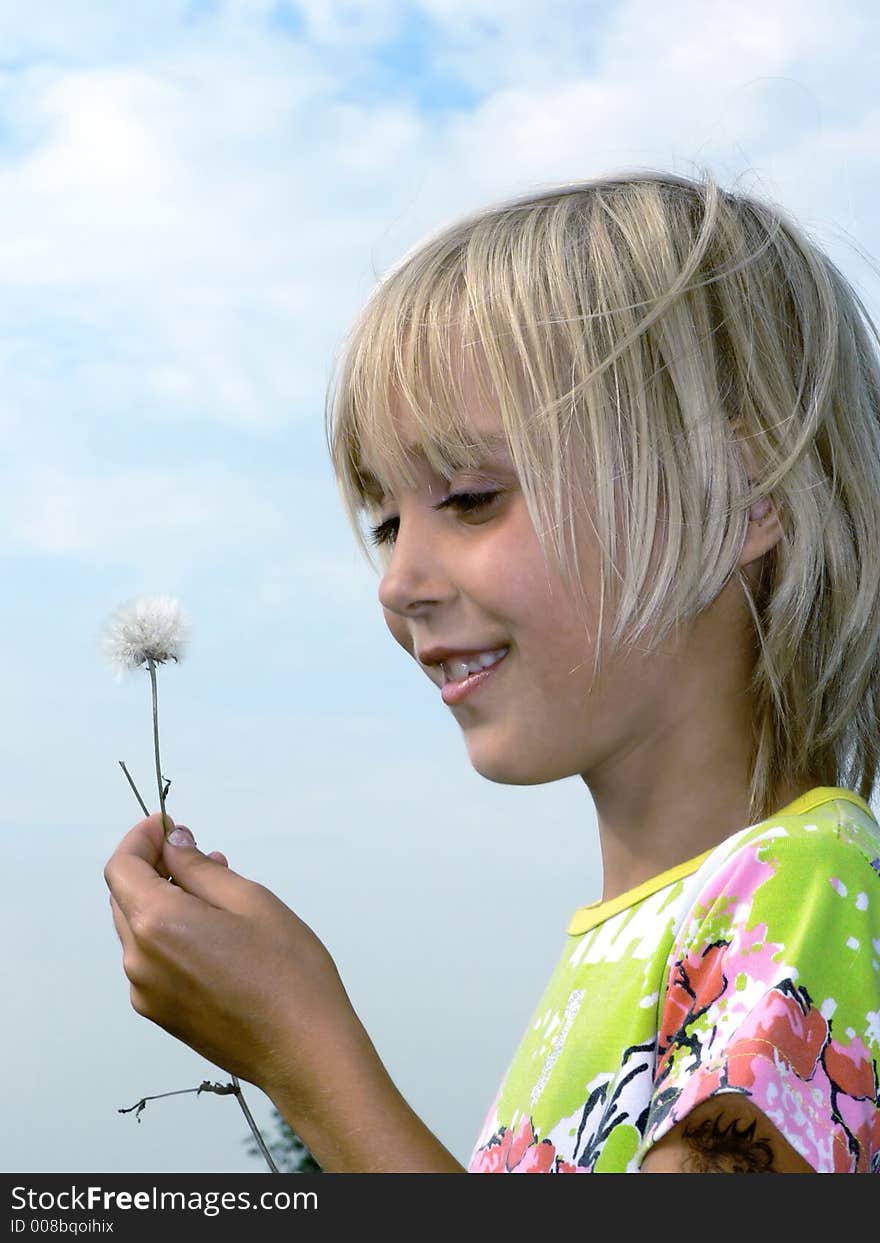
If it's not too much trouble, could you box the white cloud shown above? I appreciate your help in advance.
[2,462,280,562]
[291,0,403,45]
[0,40,429,428]
[0,0,876,445]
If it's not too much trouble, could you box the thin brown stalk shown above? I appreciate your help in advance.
[118,761,149,816]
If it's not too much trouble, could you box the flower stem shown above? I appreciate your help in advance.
[231,1075,280,1173]
[147,658,170,837]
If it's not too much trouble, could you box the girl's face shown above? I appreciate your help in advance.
[367,383,681,789]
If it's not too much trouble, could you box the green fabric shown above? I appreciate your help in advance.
[467,789,880,1174]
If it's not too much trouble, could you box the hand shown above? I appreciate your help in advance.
[104,813,374,1124]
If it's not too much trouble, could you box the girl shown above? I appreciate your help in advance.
[105,169,880,1173]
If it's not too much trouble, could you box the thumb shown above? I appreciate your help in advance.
[162,825,252,911]
[166,823,196,849]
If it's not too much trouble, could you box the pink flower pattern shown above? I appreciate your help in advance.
[469,1115,587,1174]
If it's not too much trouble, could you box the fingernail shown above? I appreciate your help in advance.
[168,826,196,848]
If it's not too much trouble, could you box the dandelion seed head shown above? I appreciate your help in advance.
[103,594,191,678]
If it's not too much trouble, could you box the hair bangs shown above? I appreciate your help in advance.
[326,252,528,561]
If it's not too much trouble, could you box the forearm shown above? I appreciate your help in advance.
[266,1023,467,1173]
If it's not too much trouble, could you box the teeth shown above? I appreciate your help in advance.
[443,648,508,683]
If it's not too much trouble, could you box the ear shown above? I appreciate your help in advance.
[733,433,783,576]
[737,486,784,574]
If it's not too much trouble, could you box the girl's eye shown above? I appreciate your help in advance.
[367,490,501,548]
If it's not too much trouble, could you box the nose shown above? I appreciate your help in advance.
[377,505,453,618]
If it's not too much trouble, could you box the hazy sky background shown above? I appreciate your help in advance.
[3,0,880,1173]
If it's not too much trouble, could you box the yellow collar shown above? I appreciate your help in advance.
[566,786,876,937]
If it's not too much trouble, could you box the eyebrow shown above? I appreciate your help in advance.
[358,434,513,503]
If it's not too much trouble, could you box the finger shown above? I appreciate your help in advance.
[109,895,160,1016]
[109,893,134,955]
[109,871,206,969]
[207,851,229,867]
[104,812,176,920]
[162,830,257,913]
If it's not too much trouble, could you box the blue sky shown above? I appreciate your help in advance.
[2,0,880,1173]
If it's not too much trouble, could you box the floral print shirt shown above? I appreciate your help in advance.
[467,786,880,1173]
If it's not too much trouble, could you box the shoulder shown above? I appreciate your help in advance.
[672,794,880,948]
[738,794,880,872]
[663,796,880,1037]
[644,795,880,1174]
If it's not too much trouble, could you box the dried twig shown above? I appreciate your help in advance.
[118,761,149,816]
[119,1079,239,1121]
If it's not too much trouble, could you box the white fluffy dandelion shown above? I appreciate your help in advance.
[103,594,192,839]
[103,594,191,677]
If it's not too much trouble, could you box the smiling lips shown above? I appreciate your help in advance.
[438,647,509,705]
[440,647,509,685]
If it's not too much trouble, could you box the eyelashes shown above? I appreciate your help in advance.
[367,490,501,548]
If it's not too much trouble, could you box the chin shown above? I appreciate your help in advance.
[463,741,566,787]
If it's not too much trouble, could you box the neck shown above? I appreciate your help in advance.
[589,767,820,904]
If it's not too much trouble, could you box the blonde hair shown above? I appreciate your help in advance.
[324,168,880,824]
